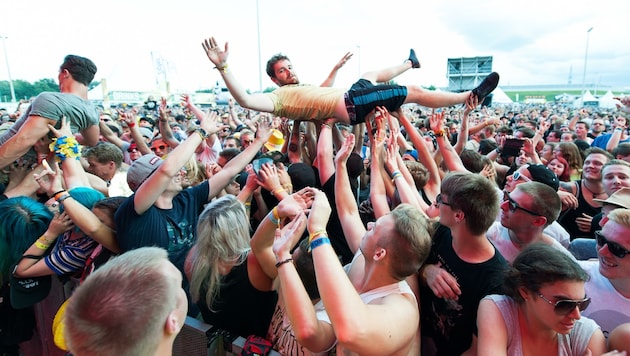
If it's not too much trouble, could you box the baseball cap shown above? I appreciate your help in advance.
[127,154,163,192]
[10,264,52,309]
[594,187,630,209]
[139,127,154,140]
[139,116,155,127]
[526,164,560,191]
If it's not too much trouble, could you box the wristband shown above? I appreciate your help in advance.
[51,190,66,199]
[57,193,71,203]
[53,190,68,200]
[35,239,50,250]
[310,237,331,250]
[272,187,286,196]
[214,63,229,73]
[308,230,327,243]
[195,128,209,139]
[433,129,446,138]
[127,121,136,128]
[391,171,403,180]
[615,127,623,131]
[275,258,293,268]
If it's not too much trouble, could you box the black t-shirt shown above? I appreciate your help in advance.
[420,224,508,355]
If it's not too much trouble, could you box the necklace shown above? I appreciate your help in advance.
[582,180,606,198]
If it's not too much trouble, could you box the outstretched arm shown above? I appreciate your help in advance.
[320,52,352,87]
[202,37,275,113]
[0,115,53,169]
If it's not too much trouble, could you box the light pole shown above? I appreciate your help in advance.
[0,36,16,103]
[256,0,262,92]
[580,27,593,105]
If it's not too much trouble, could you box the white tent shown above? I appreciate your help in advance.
[598,90,618,109]
[573,90,599,107]
[491,87,513,104]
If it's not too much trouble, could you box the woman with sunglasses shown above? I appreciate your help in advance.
[477,243,607,355]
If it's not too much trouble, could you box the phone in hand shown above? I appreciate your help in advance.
[252,157,273,175]
[503,138,525,157]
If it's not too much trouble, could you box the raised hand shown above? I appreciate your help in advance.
[48,116,73,138]
[277,187,315,219]
[200,110,227,136]
[429,110,446,133]
[202,37,229,68]
[33,160,63,196]
[272,212,307,260]
[334,52,353,70]
[334,133,356,167]
[306,188,332,234]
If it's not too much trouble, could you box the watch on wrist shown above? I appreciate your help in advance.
[195,128,209,139]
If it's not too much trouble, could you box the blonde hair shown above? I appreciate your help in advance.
[189,195,251,311]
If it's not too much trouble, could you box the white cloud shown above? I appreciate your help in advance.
[0,0,627,96]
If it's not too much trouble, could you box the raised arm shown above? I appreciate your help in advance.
[319,51,352,87]
[207,117,273,199]
[334,133,366,253]
[396,108,441,200]
[35,162,119,253]
[607,115,628,152]
[315,120,335,185]
[272,211,336,352]
[202,37,275,113]
[158,97,180,148]
[430,110,468,173]
[133,112,225,214]
[308,190,418,354]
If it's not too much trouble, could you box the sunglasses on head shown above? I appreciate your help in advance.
[502,191,541,216]
[511,171,531,182]
[151,145,167,152]
[538,292,591,315]
[595,231,629,258]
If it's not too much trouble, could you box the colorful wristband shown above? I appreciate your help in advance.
[310,237,331,250]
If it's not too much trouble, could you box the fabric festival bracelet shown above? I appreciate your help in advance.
[310,237,331,250]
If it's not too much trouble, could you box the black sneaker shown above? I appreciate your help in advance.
[472,72,500,103]
[408,49,420,69]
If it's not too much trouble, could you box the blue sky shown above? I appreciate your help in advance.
[1,0,627,94]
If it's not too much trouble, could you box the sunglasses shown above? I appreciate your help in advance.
[435,193,453,207]
[538,292,591,316]
[151,145,167,152]
[511,171,531,182]
[595,231,629,258]
[127,147,138,153]
[503,191,541,216]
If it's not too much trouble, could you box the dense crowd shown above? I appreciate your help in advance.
[1,41,630,356]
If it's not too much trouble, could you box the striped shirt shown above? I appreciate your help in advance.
[45,231,98,275]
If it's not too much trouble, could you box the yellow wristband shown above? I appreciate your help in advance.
[308,230,327,243]
[214,63,228,73]
[272,187,286,196]
[35,239,50,250]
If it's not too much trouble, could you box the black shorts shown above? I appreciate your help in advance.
[345,79,407,125]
